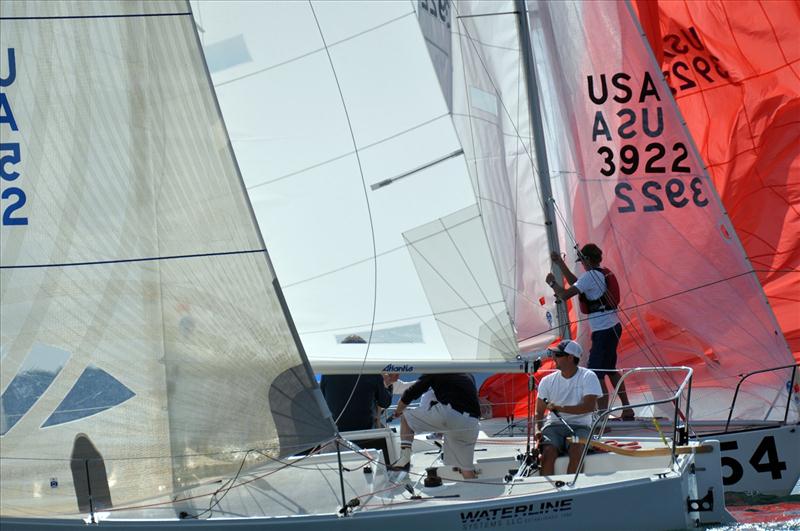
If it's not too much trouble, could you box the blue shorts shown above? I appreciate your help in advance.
[540,424,591,454]
[588,323,622,375]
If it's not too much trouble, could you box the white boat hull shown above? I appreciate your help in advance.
[0,440,733,530]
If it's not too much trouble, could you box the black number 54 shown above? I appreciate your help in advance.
[720,436,787,486]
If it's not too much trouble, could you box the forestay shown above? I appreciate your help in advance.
[0,0,334,516]
[193,1,519,372]
[525,0,797,422]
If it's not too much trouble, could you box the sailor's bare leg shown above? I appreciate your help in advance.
[461,467,477,479]
[399,415,414,444]
[606,372,634,419]
[540,445,558,476]
[567,443,585,474]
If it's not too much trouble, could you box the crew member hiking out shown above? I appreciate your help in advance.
[545,243,635,420]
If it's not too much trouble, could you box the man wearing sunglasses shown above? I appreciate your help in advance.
[534,340,602,476]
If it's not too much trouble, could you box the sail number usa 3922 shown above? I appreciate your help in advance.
[1,47,26,226]
[587,70,709,214]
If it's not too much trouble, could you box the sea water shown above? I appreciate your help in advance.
[704,481,800,530]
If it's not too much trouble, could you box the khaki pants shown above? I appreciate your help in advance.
[405,403,479,471]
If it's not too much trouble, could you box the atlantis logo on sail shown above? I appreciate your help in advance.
[382,363,415,372]
[459,498,573,529]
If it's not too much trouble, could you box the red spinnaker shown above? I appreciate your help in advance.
[634,0,800,361]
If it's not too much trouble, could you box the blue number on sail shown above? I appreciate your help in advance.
[1,48,26,225]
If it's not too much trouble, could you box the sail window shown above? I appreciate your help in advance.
[1,345,70,435]
[203,34,252,73]
[469,86,498,116]
[335,323,423,344]
[41,366,134,428]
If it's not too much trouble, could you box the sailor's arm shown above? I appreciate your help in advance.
[534,397,547,429]
[550,252,578,284]
[548,395,598,415]
[546,273,579,301]
[398,375,433,410]
[394,400,409,417]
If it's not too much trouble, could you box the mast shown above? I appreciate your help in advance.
[514,0,570,339]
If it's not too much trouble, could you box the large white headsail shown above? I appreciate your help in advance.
[193,1,519,372]
[450,0,559,352]
[0,0,335,517]
[526,0,797,422]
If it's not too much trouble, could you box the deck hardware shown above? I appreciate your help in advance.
[686,488,714,512]
[424,467,443,488]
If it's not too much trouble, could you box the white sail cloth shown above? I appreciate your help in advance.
[194,0,520,371]
[0,0,334,516]
[449,0,558,352]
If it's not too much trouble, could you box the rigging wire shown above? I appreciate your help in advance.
[451,1,686,398]
[308,0,379,427]
[213,10,416,90]
[452,2,790,414]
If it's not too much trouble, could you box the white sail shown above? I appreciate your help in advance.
[524,0,796,422]
[0,0,334,516]
[450,0,559,351]
[193,0,520,372]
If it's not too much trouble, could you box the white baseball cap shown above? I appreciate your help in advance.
[549,339,583,360]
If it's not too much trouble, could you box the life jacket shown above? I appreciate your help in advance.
[578,267,620,314]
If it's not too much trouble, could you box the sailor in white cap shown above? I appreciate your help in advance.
[534,339,602,476]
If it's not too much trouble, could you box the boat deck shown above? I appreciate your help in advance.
[100,430,684,521]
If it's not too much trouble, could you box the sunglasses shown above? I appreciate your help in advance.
[553,352,569,357]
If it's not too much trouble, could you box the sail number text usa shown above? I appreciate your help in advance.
[587,70,709,214]
[1,48,27,226]
[418,0,450,29]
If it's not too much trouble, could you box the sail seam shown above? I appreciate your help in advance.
[213,11,416,89]
[282,212,483,289]
[0,249,266,269]
[0,13,192,21]
[298,299,506,337]
[247,112,451,190]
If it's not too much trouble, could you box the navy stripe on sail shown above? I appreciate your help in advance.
[0,249,267,270]
[0,12,191,21]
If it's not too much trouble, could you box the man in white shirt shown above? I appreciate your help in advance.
[546,243,634,419]
[535,340,602,475]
